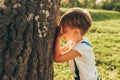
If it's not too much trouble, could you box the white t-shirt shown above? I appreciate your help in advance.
[69,38,98,80]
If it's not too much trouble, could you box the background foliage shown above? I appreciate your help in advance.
[61,0,120,12]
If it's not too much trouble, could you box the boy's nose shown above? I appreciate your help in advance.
[62,35,66,40]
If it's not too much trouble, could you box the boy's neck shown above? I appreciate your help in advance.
[74,36,84,44]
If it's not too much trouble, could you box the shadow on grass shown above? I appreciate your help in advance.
[96,59,118,71]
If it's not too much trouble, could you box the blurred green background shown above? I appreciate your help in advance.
[54,0,120,80]
[61,0,120,12]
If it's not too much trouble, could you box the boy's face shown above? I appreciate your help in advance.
[61,26,79,42]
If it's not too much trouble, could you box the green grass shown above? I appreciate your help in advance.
[88,19,120,80]
[54,8,120,80]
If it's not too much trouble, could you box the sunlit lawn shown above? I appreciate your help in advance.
[54,8,120,80]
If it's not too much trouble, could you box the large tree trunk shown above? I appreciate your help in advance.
[0,0,60,80]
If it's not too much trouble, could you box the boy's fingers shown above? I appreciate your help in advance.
[66,40,73,45]
[59,25,63,34]
[66,40,73,48]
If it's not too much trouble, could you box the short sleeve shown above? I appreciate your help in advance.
[72,42,93,56]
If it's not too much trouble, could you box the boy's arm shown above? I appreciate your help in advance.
[61,40,73,54]
[53,33,80,63]
[53,33,62,61]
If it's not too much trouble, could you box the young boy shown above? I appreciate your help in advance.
[53,8,98,80]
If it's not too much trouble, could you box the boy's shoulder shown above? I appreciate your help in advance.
[81,40,91,47]
[72,37,92,51]
[72,37,94,56]
[77,37,91,47]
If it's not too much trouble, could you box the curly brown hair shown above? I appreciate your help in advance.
[59,8,92,35]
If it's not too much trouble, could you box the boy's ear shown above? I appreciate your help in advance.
[74,29,79,36]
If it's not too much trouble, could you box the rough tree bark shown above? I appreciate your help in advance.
[0,0,60,80]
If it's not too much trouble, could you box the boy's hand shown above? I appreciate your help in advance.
[53,26,61,50]
[58,26,64,38]
[66,40,74,49]
[61,40,75,54]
